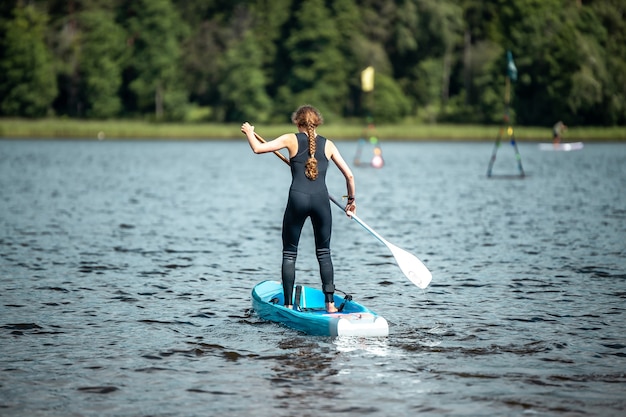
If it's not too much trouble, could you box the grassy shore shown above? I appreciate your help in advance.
[1,117,624,141]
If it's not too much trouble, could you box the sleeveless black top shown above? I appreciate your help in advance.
[289,132,329,194]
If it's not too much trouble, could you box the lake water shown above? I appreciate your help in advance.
[1,139,625,416]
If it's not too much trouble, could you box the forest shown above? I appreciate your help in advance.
[0,0,624,127]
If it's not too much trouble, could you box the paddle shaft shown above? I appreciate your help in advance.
[254,132,291,165]
[327,195,387,244]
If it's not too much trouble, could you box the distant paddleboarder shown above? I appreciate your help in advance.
[553,121,567,144]
[241,105,357,313]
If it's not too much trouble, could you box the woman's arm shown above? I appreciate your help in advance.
[327,140,356,215]
[241,122,296,155]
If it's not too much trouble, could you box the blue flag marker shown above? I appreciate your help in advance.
[507,50,518,82]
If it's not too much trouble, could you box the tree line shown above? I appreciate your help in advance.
[0,0,624,126]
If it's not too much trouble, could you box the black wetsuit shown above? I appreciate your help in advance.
[281,133,335,305]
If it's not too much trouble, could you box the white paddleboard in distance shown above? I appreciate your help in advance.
[539,142,583,151]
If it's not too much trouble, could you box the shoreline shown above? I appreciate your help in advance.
[1,118,624,141]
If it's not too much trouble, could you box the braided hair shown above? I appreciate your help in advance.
[291,105,323,181]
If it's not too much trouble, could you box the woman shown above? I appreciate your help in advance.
[241,105,356,313]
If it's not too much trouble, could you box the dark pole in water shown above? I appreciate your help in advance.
[487,51,525,178]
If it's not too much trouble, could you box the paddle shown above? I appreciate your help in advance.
[249,131,432,289]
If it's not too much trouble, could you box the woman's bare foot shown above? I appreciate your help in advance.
[284,304,293,309]
[326,302,338,313]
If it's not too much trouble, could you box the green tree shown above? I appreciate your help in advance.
[383,0,465,119]
[492,0,584,125]
[330,0,366,116]
[176,1,257,112]
[467,41,505,124]
[77,10,127,118]
[383,0,420,92]
[413,57,443,120]
[0,5,57,117]
[587,0,626,125]
[370,72,411,123]
[567,29,606,123]
[416,0,464,109]
[179,19,225,112]
[1,0,623,125]
[281,0,349,118]
[218,31,272,122]
[123,0,189,120]
[249,0,294,97]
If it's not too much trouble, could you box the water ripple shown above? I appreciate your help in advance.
[1,140,624,416]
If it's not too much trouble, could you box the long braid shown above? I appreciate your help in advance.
[292,105,323,181]
[304,122,318,180]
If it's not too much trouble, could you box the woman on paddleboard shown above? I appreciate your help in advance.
[241,105,356,313]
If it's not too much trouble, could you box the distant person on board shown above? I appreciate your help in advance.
[241,105,356,313]
[553,121,567,144]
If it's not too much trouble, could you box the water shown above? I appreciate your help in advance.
[1,139,625,416]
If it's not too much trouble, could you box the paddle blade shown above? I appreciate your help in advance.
[387,242,432,289]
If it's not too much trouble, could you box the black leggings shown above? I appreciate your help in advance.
[281,190,334,304]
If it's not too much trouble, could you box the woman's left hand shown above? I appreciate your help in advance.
[345,202,356,218]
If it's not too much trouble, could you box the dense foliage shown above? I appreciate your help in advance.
[0,0,624,126]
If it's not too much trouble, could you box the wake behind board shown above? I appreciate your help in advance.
[539,142,583,151]
[251,280,389,337]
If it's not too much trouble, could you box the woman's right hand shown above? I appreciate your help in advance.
[345,201,356,218]
[241,122,254,135]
